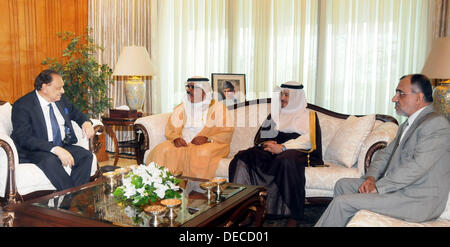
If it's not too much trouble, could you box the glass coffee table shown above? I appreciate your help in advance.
[3,177,266,227]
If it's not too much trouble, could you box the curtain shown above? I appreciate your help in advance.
[88,0,437,152]
[154,0,431,118]
[89,0,153,154]
[316,0,431,120]
[155,0,319,109]
[153,0,319,110]
[89,0,152,112]
[229,0,319,102]
[431,0,449,38]
[154,0,229,113]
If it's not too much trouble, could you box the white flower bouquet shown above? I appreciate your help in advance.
[113,162,181,207]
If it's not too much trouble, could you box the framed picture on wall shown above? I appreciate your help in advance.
[211,73,246,106]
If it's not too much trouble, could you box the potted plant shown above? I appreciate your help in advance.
[42,28,113,119]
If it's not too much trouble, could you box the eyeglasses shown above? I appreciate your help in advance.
[395,91,418,98]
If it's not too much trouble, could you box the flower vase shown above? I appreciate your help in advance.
[125,76,146,111]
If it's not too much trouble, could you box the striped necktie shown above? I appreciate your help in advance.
[48,104,62,146]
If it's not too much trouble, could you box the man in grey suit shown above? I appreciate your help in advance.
[315,74,450,227]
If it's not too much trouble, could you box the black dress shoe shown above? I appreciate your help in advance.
[58,195,73,210]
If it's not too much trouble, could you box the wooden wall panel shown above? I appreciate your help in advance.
[0,0,88,103]
[0,1,16,103]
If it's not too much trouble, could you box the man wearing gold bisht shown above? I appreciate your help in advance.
[146,76,234,179]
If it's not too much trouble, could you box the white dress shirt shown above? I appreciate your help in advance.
[399,106,427,143]
[35,90,66,142]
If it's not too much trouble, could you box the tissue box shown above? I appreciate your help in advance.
[109,109,143,118]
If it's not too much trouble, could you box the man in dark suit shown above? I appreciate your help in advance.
[315,74,450,226]
[11,69,95,191]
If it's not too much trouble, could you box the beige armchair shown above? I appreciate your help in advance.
[0,100,104,204]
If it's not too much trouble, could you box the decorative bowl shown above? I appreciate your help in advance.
[211,177,227,201]
[161,198,182,219]
[144,205,167,226]
[200,182,217,201]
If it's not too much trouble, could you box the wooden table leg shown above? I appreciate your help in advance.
[103,124,119,167]
[254,191,267,227]
[223,189,267,227]
[2,211,15,227]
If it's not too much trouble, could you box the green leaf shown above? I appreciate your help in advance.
[40,28,113,118]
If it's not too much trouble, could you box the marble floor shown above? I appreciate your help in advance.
[98,153,138,169]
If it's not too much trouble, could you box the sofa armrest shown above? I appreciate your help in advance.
[89,119,104,153]
[0,133,19,203]
[72,119,104,151]
[89,119,104,179]
[363,141,387,173]
[70,119,103,179]
[134,113,171,164]
[356,121,398,175]
[135,123,149,165]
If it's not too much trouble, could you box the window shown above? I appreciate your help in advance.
[156,0,431,117]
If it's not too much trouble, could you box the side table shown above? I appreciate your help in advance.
[101,113,149,167]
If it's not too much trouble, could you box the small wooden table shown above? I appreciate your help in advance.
[101,113,150,166]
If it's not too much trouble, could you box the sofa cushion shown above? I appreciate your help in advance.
[15,163,60,195]
[316,112,345,157]
[305,162,361,191]
[215,157,233,177]
[135,113,171,153]
[356,121,398,174]
[15,155,98,196]
[324,115,375,168]
[347,192,450,226]
[216,159,363,193]
[347,209,450,227]
[228,103,270,158]
[228,127,259,158]
[0,102,12,135]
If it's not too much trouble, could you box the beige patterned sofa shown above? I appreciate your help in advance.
[134,99,398,202]
[347,201,450,227]
[0,100,103,203]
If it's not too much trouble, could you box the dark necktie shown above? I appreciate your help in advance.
[49,103,62,146]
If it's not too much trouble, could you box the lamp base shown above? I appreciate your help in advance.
[125,76,146,111]
[432,79,450,121]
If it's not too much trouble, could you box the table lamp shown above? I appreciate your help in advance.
[113,46,153,111]
[421,37,450,120]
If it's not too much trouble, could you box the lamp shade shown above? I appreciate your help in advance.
[113,46,153,76]
[421,37,450,79]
